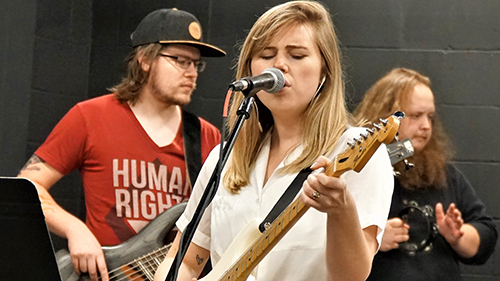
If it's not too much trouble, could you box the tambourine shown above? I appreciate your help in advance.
[398,200,439,256]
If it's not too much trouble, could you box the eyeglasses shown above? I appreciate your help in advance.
[159,54,206,73]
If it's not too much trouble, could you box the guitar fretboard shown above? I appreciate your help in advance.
[107,243,172,281]
[221,197,309,281]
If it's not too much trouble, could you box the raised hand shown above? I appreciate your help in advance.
[435,202,464,246]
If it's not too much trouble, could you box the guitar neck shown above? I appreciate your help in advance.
[220,195,310,281]
[131,245,171,280]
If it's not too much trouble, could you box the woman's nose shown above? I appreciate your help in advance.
[273,55,288,73]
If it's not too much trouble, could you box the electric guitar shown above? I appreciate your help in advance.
[200,114,401,281]
[56,202,186,281]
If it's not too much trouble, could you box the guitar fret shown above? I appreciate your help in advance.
[153,256,162,267]
[246,247,254,270]
[124,244,170,281]
[235,253,242,279]
[136,259,154,281]
[229,265,236,280]
[221,198,304,281]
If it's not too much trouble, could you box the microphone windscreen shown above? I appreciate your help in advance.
[262,67,285,94]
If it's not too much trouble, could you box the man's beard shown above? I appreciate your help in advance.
[150,73,194,106]
[394,139,448,190]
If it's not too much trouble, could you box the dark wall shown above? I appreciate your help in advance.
[0,1,36,176]
[1,0,498,279]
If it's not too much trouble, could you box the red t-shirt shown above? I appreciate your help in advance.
[35,94,220,245]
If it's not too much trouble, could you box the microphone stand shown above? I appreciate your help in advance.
[165,88,256,281]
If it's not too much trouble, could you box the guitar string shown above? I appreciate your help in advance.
[113,246,169,281]
[108,250,165,281]
[225,210,275,279]
[137,248,165,280]
[96,244,170,281]
[221,200,298,280]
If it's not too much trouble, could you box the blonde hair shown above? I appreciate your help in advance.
[110,43,163,104]
[224,0,350,193]
[354,68,453,189]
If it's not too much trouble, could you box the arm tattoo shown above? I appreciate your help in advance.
[196,254,204,265]
[20,155,46,172]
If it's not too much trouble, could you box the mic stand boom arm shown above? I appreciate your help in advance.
[165,91,255,281]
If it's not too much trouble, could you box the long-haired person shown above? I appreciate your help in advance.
[354,68,497,281]
[154,1,394,280]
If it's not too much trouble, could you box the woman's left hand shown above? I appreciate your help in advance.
[300,156,350,215]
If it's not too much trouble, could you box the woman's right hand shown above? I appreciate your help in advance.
[379,217,410,252]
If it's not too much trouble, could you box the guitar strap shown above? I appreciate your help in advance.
[259,167,313,232]
[181,109,202,185]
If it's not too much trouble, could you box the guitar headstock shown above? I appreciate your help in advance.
[323,113,402,177]
[387,138,414,165]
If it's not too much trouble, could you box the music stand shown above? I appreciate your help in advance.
[0,177,62,281]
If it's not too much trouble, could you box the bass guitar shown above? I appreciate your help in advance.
[56,202,186,281]
[199,114,401,281]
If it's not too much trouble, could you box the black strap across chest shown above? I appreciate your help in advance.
[181,109,202,185]
[259,167,313,232]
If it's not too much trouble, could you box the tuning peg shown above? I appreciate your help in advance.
[372,123,382,130]
[361,132,369,139]
[404,159,414,170]
[353,137,362,144]
[366,128,374,135]
[379,118,388,125]
[394,133,400,142]
[393,170,401,177]
[347,140,356,148]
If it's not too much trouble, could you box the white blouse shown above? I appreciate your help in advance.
[176,127,394,281]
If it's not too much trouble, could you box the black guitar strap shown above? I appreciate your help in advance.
[259,167,313,232]
[181,109,202,186]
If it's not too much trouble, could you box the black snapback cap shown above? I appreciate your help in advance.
[131,8,226,57]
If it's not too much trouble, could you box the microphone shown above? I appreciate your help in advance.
[230,67,285,94]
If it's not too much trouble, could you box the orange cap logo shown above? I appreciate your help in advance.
[189,22,201,40]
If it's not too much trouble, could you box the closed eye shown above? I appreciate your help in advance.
[260,55,275,60]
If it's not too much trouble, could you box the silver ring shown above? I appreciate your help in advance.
[312,190,321,199]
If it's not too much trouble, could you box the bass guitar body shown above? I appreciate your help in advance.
[56,202,186,281]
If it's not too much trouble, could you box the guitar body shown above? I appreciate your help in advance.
[56,202,186,281]
[201,219,262,281]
